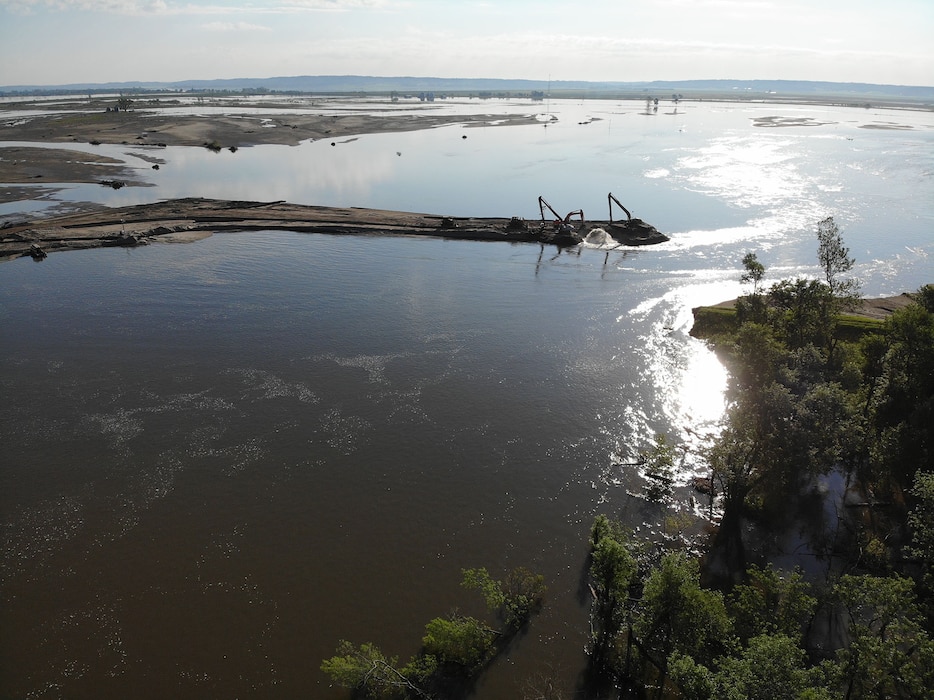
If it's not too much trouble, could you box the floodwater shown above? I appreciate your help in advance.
[1,98,932,698]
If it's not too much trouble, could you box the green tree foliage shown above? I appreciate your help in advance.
[767,277,836,350]
[588,515,639,666]
[461,566,546,628]
[589,512,622,549]
[707,403,768,513]
[722,322,786,393]
[816,216,860,303]
[740,252,766,296]
[320,641,415,699]
[866,288,934,487]
[713,633,833,700]
[460,567,505,614]
[834,574,934,699]
[634,553,735,670]
[795,380,861,472]
[726,220,862,364]
[670,634,836,700]
[815,216,861,361]
[701,232,934,520]
[666,652,716,700]
[591,526,638,602]
[908,470,934,615]
[321,566,545,698]
[708,370,859,516]
[586,515,934,698]
[501,566,547,625]
[420,615,494,671]
[683,226,933,695]
[727,565,816,643]
[663,574,934,700]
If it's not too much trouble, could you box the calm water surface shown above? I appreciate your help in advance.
[1,98,932,698]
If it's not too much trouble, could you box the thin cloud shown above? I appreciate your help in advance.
[661,0,777,8]
[202,20,272,31]
[278,0,393,8]
[0,0,397,13]
[1,0,169,11]
[0,1,241,14]
[282,29,930,83]
[266,0,401,14]
[2,0,929,85]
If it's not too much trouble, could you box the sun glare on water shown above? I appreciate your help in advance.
[678,340,728,427]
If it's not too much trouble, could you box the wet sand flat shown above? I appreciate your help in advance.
[0,104,540,150]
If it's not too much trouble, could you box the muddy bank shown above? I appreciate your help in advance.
[0,146,153,196]
[0,197,669,261]
[0,104,540,150]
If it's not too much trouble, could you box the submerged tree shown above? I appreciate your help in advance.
[461,565,546,629]
[320,641,420,699]
[643,433,677,501]
[321,566,546,698]
[587,515,639,672]
[420,614,496,672]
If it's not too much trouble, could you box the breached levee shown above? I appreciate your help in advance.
[1,197,669,261]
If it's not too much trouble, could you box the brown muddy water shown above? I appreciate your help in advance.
[1,230,729,698]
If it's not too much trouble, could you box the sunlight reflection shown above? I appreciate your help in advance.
[628,280,738,482]
[676,135,806,209]
[658,337,728,483]
[678,340,728,427]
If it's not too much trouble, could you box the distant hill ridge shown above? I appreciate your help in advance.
[3,75,932,101]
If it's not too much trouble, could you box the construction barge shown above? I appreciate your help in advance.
[1,195,668,261]
[531,193,669,247]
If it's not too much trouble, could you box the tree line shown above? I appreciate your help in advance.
[582,216,933,698]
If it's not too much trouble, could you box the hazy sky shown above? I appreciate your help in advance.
[1,0,931,87]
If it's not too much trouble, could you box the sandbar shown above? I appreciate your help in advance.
[0,196,675,261]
